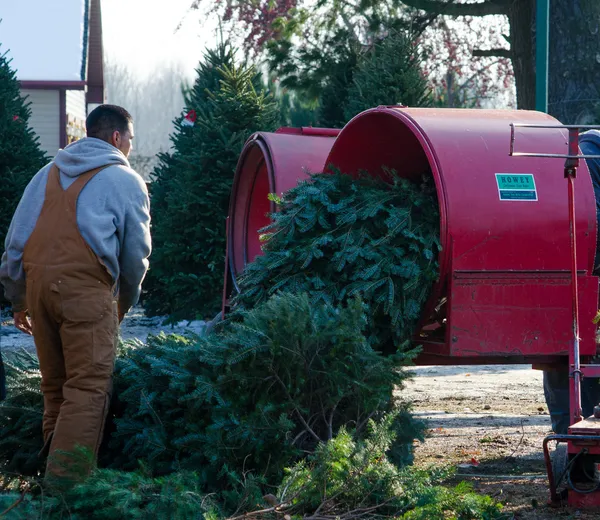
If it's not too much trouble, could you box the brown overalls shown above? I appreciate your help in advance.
[22,164,118,482]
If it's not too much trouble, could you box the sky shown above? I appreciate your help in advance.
[102,0,219,81]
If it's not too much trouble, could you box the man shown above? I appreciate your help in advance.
[0,104,151,482]
[543,129,600,434]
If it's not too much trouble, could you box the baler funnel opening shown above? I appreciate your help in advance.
[325,109,434,184]
[324,107,447,344]
[227,129,340,295]
[230,141,273,277]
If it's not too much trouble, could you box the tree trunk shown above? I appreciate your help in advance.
[548,0,600,123]
[507,0,535,110]
[494,0,600,121]
[400,0,600,119]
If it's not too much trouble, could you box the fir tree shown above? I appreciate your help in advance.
[0,350,44,475]
[143,42,280,321]
[276,415,503,519]
[0,294,422,489]
[344,30,431,121]
[0,414,503,519]
[317,32,359,128]
[0,48,48,300]
[235,170,441,355]
[107,293,418,485]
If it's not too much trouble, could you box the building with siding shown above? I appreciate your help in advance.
[1,0,105,157]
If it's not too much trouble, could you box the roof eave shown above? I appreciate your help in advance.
[19,80,87,90]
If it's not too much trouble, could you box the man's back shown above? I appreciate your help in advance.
[1,136,151,314]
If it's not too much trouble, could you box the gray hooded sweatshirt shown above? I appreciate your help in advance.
[0,137,151,312]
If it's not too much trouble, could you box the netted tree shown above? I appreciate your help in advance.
[143,42,280,321]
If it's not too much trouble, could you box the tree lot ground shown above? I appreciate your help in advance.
[405,365,598,519]
[2,309,599,519]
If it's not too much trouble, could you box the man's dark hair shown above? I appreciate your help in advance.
[86,104,133,142]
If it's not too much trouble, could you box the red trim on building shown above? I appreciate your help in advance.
[59,89,67,149]
[19,80,86,90]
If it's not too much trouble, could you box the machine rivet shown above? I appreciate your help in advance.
[452,336,458,343]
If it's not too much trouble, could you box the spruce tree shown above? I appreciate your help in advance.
[0,48,48,289]
[143,43,280,321]
[235,170,441,355]
[344,30,431,121]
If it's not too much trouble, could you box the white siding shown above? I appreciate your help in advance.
[66,90,87,144]
[66,90,86,122]
[21,89,60,157]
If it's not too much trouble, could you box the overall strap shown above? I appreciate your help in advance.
[66,165,112,199]
[44,165,62,198]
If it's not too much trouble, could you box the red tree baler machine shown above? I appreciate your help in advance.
[224,107,600,507]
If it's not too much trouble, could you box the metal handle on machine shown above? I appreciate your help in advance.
[509,123,600,159]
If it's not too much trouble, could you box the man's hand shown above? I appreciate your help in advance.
[13,311,33,335]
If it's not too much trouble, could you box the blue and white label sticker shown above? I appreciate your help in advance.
[495,173,537,201]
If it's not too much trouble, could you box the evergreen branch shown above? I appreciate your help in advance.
[271,371,322,444]
[0,489,26,516]
[226,501,291,520]
[306,497,396,519]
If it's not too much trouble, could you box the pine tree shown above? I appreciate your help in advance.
[344,30,431,121]
[235,170,441,355]
[317,33,359,128]
[143,43,280,321]
[0,48,48,295]
[0,349,43,475]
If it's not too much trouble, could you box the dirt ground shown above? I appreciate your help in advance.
[2,310,599,518]
[404,365,598,519]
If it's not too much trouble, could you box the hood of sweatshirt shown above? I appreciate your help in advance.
[54,137,130,177]
[580,130,600,148]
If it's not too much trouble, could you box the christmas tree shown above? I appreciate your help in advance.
[143,43,280,321]
[344,30,431,121]
[0,48,48,290]
[236,170,440,355]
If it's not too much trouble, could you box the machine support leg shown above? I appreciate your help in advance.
[221,216,230,320]
[568,174,582,425]
[543,435,561,504]
[566,129,582,427]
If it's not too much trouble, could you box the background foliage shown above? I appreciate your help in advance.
[0,49,48,307]
[143,42,280,321]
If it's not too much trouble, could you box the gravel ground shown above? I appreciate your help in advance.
[404,364,599,519]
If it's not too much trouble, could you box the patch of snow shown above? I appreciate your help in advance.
[0,306,206,354]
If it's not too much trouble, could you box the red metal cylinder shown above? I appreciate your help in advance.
[226,127,339,293]
[324,107,599,363]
